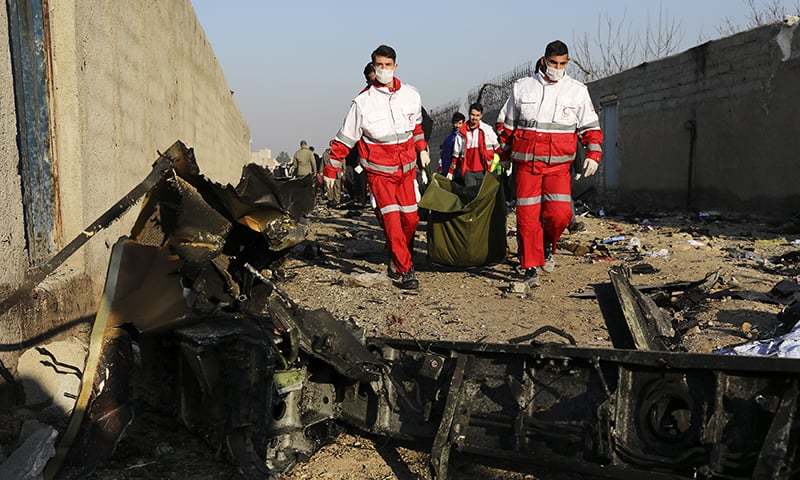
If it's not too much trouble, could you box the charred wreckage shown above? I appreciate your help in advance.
[3,142,799,480]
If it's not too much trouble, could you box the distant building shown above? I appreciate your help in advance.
[251,148,276,171]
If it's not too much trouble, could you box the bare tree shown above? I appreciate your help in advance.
[717,0,800,36]
[644,5,684,60]
[571,3,683,82]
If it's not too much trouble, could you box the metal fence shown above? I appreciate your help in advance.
[430,60,537,134]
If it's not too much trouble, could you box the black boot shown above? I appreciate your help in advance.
[523,268,540,288]
[396,270,419,290]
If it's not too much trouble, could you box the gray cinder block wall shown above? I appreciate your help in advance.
[588,22,800,213]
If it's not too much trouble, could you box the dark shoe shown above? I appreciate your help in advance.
[523,268,540,288]
[396,271,419,290]
[387,262,401,281]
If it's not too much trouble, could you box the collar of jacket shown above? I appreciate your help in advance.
[462,122,487,140]
[372,77,402,93]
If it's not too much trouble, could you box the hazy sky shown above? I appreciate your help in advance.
[191,0,792,156]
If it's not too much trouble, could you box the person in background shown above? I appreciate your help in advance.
[322,148,341,206]
[363,62,376,86]
[310,146,322,173]
[439,112,465,179]
[448,103,498,188]
[292,140,317,179]
[309,146,323,195]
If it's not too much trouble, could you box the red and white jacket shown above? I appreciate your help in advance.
[325,78,427,179]
[449,121,498,175]
[497,71,602,166]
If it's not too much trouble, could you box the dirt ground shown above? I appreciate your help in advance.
[284,205,795,353]
[73,203,800,479]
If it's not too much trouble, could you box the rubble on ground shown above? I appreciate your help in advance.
[3,143,800,479]
[0,424,57,480]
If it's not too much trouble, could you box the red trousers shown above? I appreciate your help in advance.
[368,168,418,273]
[515,161,573,269]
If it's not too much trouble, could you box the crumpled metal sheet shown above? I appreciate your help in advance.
[233,163,315,220]
[45,141,315,479]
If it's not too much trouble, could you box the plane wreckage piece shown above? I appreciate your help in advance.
[262,337,800,480]
[43,141,316,479]
[137,312,800,480]
[608,265,679,351]
[35,141,800,480]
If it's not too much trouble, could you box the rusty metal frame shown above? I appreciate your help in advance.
[6,0,59,264]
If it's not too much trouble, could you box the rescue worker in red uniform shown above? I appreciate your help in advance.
[448,103,499,188]
[324,45,430,290]
[497,40,603,287]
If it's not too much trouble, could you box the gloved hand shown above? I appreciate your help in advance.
[583,158,599,177]
[446,172,454,180]
[419,150,431,168]
[323,176,336,190]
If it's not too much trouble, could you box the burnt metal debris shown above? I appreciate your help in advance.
[14,141,800,479]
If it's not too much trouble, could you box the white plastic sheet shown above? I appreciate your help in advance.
[716,319,800,358]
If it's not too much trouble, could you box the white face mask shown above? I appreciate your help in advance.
[375,67,394,85]
[545,65,565,81]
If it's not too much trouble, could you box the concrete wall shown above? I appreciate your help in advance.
[0,4,25,288]
[586,22,800,212]
[0,0,251,371]
[428,23,800,215]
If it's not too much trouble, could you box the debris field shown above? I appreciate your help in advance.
[2,142,800,480]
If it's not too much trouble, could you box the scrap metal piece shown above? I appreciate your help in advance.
[346,338,800,479]
[44,237,132,479]
[752,380,799,479]
[609,265,678,351]
[173,319,276,479]
[430,355,468,480]
[508,325,577,345]
[234,164,316,220]
[571,274,722,299]
[99,240,190,333]
[130,296,800,480]
[418,353,446,381]
[56,329,135,480]
[267,295,381,383]
[43,141,316,479]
